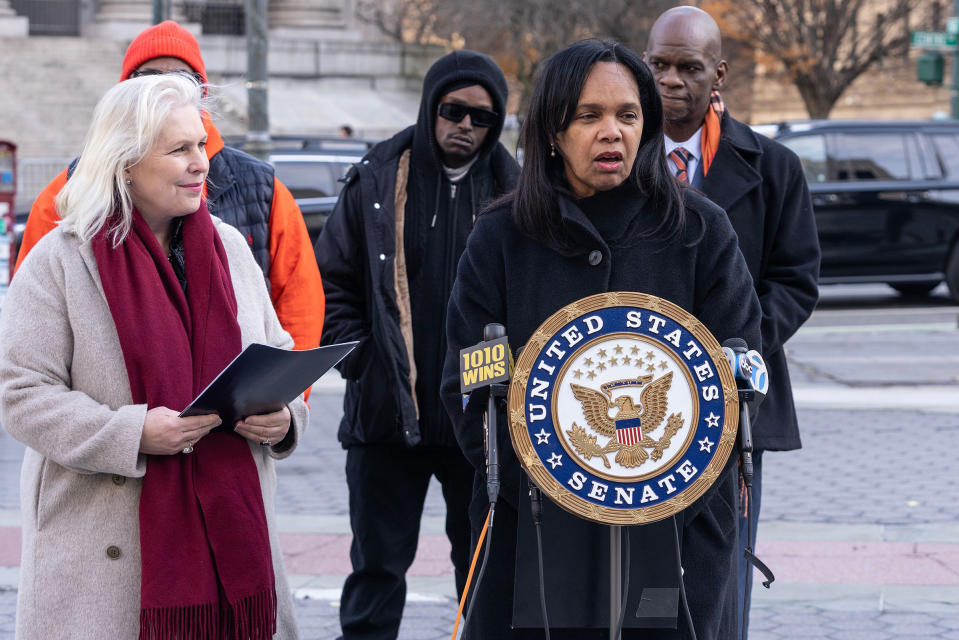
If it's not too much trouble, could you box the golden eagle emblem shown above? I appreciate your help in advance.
[567,372,685,468]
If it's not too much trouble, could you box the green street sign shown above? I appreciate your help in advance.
[912,31,957,48]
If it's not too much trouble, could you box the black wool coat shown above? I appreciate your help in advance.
[699,114,821,451]
[441,188,762,638]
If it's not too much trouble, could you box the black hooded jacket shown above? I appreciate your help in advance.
[316,50,519,448]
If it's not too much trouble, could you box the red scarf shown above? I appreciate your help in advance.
[93,204,277,639]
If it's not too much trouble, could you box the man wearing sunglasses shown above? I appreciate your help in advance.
[16,20,325,364]
[316,50,518,640]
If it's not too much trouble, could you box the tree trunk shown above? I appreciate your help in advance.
[794,77,842,119]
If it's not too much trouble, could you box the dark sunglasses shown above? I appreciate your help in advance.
[437,102,498,128]
[129,68,204,85]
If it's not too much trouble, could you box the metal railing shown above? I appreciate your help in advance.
[10,0,80,36]
[14,158,72,215]
[10,0,245,36]
[178,0,245,35]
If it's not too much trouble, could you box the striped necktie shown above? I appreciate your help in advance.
[668,147,692,184]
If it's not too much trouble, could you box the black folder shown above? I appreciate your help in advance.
[179,341,357,428]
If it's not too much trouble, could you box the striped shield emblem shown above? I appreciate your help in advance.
[615,417,643,446]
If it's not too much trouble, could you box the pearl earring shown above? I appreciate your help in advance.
[125,179,132,185]
[550,144,556,157]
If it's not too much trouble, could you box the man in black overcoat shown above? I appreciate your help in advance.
[315,50,519,639]
[645,7,822,635]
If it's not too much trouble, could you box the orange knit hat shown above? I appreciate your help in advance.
[120,20,207,83]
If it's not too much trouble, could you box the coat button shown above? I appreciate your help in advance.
[111,475,125,486]
[379,253,387,261]
[373,202,381,209]
[106,546,121,559]
[588,250,603,266]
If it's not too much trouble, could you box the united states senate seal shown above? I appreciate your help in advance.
[508,292,738,525]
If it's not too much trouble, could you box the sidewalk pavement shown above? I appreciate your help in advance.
[2,354,958,638]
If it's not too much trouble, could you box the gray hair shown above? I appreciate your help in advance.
[57,73,207,245]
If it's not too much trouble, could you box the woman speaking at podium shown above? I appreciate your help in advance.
[0,74,305,639]
[442,40,762,639]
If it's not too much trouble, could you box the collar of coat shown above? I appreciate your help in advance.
[718,111,763,157]
[552,186,651,256]
[700,112,764,213]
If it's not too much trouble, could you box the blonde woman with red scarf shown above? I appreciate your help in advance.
[0,73,306,639]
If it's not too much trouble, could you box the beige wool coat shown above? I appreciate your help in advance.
[0,218,309,639]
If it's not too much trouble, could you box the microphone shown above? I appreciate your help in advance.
[722,338,769,400]
[458,325,512,504]
[721,338,768,489]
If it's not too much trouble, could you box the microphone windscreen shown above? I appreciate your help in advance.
[484,323,506,341]
[722,337,748,351]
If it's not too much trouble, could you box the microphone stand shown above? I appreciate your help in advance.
[723,337,772,640]
[737,383,776,637]
[460,324,508,635]
[737,387,756,492]
[484,323,506,508]
[609,526,622,640]
[476,330,555,638]
[737,386,756,640]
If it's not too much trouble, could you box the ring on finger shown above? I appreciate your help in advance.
[182,442,194,454]
[260,439,272,446]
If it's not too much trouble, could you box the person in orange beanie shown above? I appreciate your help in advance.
[16,20,324,365]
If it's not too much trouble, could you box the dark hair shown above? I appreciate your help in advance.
[512,39,685,255]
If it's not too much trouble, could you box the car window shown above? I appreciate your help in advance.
[272,159,353,199]
[903,133,929,179]
[911,133,943,179]
[780,134,827,183]
[828,133,911,181]
[929,133,959,179]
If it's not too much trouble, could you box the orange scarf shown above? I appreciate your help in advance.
[700,91,725,178]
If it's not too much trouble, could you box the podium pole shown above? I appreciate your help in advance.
[610,525,622,640]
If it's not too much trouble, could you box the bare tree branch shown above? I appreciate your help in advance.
[707,0,925,118]
[355,0,454,46]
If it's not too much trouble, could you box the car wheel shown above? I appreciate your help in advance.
[947,245,959,302]
[889,281,939,297]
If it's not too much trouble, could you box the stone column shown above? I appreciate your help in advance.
[269,0,348,34]
[0,0,28,37]
[85,0,202,41]
[84,0,150,38]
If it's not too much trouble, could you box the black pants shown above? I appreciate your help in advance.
[339,443,474,640]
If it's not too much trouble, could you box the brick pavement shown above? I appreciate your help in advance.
[759,409,959,525]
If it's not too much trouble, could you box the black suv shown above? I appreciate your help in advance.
[757,120,959,301]
[226,136,373,244]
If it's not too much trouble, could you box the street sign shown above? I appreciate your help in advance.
[912,31,957,48]
[948,17,959,36]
